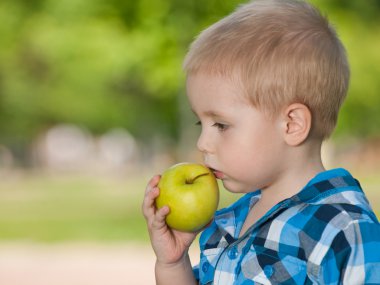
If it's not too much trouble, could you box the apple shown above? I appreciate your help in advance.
[155,162,219,232]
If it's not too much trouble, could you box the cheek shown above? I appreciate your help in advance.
[227,133,278,168]
[222,139,258,168]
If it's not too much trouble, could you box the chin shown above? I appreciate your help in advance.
[222,180,251,194]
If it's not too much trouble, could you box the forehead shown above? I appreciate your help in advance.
[186,73,256,120]
[186,73,246,104]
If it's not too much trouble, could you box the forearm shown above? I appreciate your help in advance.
[155,253,198,285]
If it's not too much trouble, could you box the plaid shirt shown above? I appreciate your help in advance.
[193,168,380,284]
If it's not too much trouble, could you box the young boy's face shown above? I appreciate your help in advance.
[186,73,288,193]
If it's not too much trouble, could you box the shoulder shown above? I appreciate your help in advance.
[261,199,379,261]
[274,202,380,283]
[296,201,378,241]
[293,202,380,281]
[287,172,378,244]
[287,200,379,255]
[301,202,380,254]
[317,217,380,283]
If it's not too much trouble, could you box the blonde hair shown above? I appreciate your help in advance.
[183,0,350,139]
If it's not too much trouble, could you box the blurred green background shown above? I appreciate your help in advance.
[0,0,379,243]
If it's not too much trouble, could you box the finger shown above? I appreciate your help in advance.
[145,175,161,195]
[152,205,170,231]
[142,175,161,219]
[142,186,160,219]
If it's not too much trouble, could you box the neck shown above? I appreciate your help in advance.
[260,139,325,207]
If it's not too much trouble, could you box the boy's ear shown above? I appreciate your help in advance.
[281,103,312,146]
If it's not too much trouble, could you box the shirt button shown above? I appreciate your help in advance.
[202,262,209,273]
[228,246,239,259]
[263,265,274,277]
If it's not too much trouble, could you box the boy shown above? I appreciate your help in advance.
[142,0,380,284]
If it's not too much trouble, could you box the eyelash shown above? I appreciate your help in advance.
[214,122,229,132]
[195,121,228,132]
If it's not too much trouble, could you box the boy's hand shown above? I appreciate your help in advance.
[142,175,198,266]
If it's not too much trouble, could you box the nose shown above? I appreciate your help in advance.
[197,130,213,154]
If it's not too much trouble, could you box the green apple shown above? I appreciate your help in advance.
[155,162,219,232]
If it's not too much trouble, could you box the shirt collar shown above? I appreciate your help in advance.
[212,168,368,239]
[291,168,363,204]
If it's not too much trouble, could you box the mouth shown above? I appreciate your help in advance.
[207,166,224,179]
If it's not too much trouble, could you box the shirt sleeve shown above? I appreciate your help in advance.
[319,219,380,284]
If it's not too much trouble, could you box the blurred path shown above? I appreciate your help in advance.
[0,243,200,285]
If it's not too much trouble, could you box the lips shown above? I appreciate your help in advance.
[207,166,224,179]
[213,170,225,179]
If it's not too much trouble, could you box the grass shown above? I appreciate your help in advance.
[0,170,378,243]
[0,171,240,243]
[0,172,147,242]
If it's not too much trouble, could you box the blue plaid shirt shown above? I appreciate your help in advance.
[193,168,380,284]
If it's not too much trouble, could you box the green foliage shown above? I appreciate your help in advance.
[0,0,379,155]
[310,0,380,139]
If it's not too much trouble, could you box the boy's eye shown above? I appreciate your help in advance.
[212,122,228,132]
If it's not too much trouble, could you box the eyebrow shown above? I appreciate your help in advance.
[191,109,226,119]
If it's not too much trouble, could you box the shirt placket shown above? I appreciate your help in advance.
[213,199,295,284]
[214,240,247,284]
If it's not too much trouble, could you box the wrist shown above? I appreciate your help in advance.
[155,253,196,285]
[156,252,191,269]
